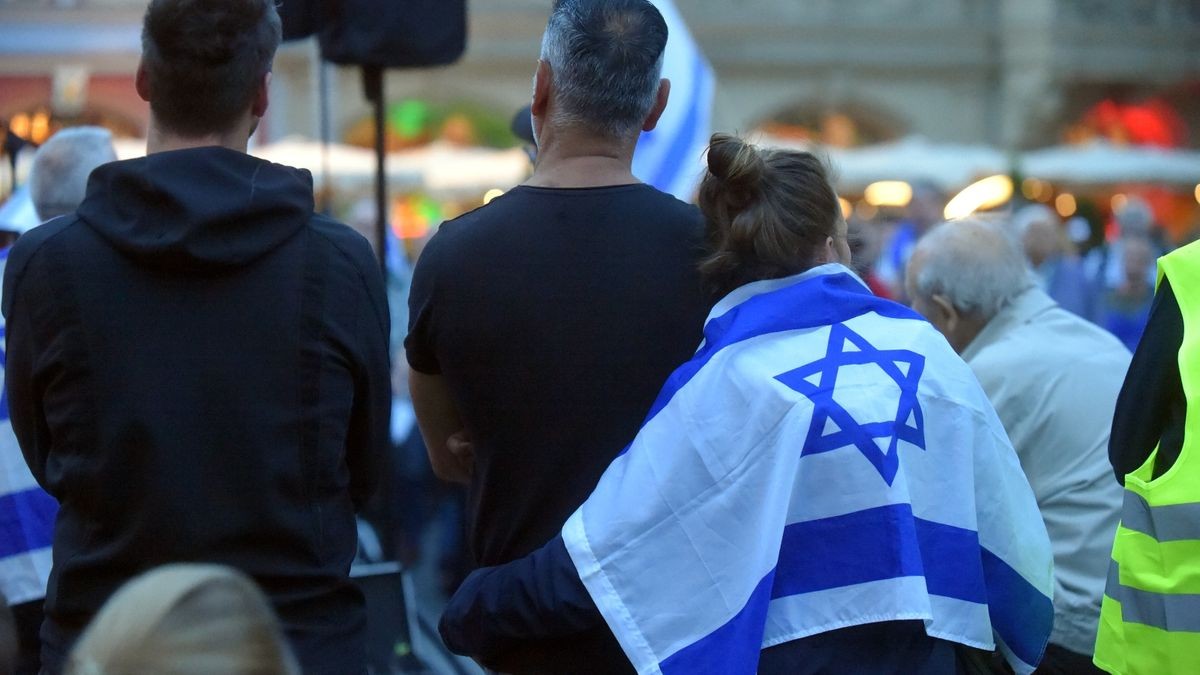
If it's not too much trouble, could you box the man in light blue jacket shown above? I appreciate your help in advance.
[907,218,1129,674]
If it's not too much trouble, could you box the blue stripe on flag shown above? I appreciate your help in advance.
[655,506,1001,672]
[981,547,1052,668]
[649,50,708,191]
[659,568,776,675]
[772,504,987,604]
[640,273,925,427]
[0,486,57,559]
[916,518,989,603]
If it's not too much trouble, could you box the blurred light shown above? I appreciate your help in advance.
[30,112,50,145]
[1021,178,1040,200]
[1195,184,1199,205]
[483,188,505,205]
[854,201,878,221]
[1056,193,1077,218]
[943,175,1013,220]
[9,114,30,140]
[1021,178,1053,203]
[1111,193,1128,211]
[838,197,852,219]
[863,181,913,207]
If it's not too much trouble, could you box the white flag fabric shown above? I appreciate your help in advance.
[631,0,715,201]
[562,264,1054,674]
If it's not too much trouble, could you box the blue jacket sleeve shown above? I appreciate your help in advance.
[438,534,603,661]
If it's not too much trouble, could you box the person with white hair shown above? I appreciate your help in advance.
[1012,203,1097,321]
[28,126,117,222]
[906,219,1129,673]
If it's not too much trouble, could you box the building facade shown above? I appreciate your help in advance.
[1,0,1197,150]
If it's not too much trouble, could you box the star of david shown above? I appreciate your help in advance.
[775,323,926,485]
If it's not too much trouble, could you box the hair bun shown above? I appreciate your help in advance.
[706,133,765,194]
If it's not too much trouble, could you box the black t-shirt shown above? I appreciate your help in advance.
[407,183,711,563]
[406,183,711,672]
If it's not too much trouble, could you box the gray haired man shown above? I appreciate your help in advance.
[29,127,117,222]
[906,219,1127,674]
[406,1,712,672]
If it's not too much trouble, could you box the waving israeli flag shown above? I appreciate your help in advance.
[0,246,57,605]
[562,264,1054,674]
[632,0,715,201]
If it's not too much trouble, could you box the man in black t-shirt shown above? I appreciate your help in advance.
[405,1,711,672]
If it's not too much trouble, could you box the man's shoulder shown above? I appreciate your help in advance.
[971,306,1129,386]
[306,214,379,272]
[444,184,701,236]
[2,215,83,317]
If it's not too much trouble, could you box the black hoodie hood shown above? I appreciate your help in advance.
[77,146,314,271]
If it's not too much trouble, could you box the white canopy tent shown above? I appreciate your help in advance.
[251,136,422,191]
[827,137,1009,192]
[1020,141,1200,186]
[106,136,530,197]
[759,134,1010,193]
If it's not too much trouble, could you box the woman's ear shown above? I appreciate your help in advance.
[815,236,836,264]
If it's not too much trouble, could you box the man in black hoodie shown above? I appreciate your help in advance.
[1,1,390,672]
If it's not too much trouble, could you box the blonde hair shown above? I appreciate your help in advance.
[65,564,300,675]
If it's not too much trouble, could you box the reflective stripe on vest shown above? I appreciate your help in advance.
[1106,560,1200,633]
[1095,241,1200,675]
[1120,491,1200,543]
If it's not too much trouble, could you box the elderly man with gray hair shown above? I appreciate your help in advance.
[29,127,117,222]
[407,0,711,672]
[906,219,1128,674]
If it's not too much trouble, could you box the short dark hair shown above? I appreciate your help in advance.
[540,0,668,138]
[698,134,842,297]
[141,0,282,137]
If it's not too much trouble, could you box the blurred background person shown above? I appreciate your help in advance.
[847,216,893,298]
[873,180,944,301]
[1014,203,1097,321]
[1083,196,1164,299]
[1097,235,1156,351]
[64,564,299,675]
[907,218,1128,674]
[0,125,116,675]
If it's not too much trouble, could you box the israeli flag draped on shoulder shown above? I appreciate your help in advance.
[0,247,57,605]
[562,263,1054,675]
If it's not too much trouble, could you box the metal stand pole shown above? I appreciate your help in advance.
[362,65,387,272]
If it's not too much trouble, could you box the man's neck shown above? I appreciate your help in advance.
[145,121,251,155]
[524,125,640,189]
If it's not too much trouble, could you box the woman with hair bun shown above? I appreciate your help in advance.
[440,135,1054,674]
[64,564,299,675]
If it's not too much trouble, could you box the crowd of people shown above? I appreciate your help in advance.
[0,0,1196,674]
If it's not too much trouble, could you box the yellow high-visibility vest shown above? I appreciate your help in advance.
[1095,241,1200,674]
